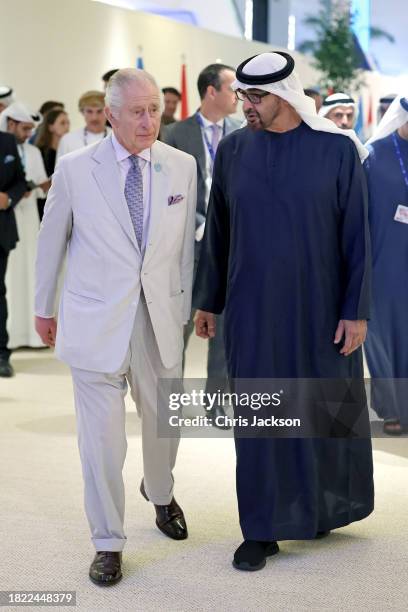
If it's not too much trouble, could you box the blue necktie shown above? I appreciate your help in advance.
[124,154,144,248]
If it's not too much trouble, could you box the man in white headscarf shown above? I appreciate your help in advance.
[364,95,408,436]
[318,92,358,130]
[0,102,49,349]
[0,86,14,114]
[377,94,397,122]
[193,51,373,571]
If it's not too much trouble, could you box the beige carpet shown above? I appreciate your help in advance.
[1,340,407,612]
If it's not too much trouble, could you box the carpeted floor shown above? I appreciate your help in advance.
[1,340,407,611]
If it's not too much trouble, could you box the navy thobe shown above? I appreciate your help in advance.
[193,122,374,541]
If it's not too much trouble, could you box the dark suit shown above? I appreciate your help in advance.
[0,133,27,358]
[163,113,240,395]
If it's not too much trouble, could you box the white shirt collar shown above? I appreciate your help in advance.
[198,111,224,130]
[111,132,151,163]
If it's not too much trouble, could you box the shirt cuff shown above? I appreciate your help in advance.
[195,222,205,242]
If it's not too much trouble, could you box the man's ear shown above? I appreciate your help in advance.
[104,106,115,126]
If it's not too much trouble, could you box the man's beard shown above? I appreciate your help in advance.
[244,110,262,131]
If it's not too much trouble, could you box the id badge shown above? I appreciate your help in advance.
[394,205,408,224]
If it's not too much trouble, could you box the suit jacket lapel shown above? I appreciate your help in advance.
[91,136,139,252]
[143,141,169,265]
[185,116,206,180]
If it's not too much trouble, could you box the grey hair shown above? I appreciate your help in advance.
[105,68,160,116]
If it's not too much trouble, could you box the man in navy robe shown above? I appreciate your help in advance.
[364,95,408,435]
[193,52,374,571]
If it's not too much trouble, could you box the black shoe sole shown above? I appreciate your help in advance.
[232,543,279,571]
[232,558,267,571]
[315,530,331,539]
[89,573,122,587]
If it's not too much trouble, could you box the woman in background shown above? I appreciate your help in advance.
[35,109,70,220]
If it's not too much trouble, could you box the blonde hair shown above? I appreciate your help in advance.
[78,90,105,111]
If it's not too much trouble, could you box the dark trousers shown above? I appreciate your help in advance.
[182,257,228,396]
[183,308,228,394]
[0,247,10,360]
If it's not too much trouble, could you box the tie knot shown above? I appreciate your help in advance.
[129,154,139,166]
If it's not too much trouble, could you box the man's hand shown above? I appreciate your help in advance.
[0,192,9,210]
[334,319,367,357]
[35,316,57,347]
[194,310,216,339]
[39,179,52,193]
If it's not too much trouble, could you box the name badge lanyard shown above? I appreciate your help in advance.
[392,132,408,198]
[196,113,225,172]
[83,127,108,146]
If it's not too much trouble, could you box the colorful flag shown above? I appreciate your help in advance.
[367,94,373,128]
[355,96,364,141]
[180,62,189,120]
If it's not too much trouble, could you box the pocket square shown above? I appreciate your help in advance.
[168,194,184,206]
[3,154,15,164]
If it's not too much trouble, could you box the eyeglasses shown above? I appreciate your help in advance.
[235,90,271,104]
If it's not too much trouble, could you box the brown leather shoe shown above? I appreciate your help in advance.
[140,479,188,540]
[89,551,122,586]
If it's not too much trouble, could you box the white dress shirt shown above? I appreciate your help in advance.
[196,112,224,241]
[57,127,110,161]
[111,132,152,254]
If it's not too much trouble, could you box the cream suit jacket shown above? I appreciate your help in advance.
[35,135,197,372]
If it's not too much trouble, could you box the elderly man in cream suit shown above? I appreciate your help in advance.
[35,68,196,586]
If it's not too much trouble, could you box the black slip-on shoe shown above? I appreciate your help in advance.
[233,540,279,571]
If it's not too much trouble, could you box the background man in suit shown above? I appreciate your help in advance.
[35,68,196,586]
[0,131,27,377]
[161,87,181,127]
[163,63,240,427]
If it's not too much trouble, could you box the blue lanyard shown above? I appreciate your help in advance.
[392,132,408,193]
[195,113,225,165]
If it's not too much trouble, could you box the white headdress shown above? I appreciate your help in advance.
[366,95,408,146]
[0,101,38,132]
[318,92,358,119]
[232,52,368,162]
[0,85,14,108]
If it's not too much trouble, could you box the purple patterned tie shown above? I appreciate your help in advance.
[209,124,221,172]
[124,154,144,249]
[210,124,221,151]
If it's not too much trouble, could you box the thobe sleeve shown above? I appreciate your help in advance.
[192,141,230,314]
[337,140,371,320]
[31,147,48,198]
